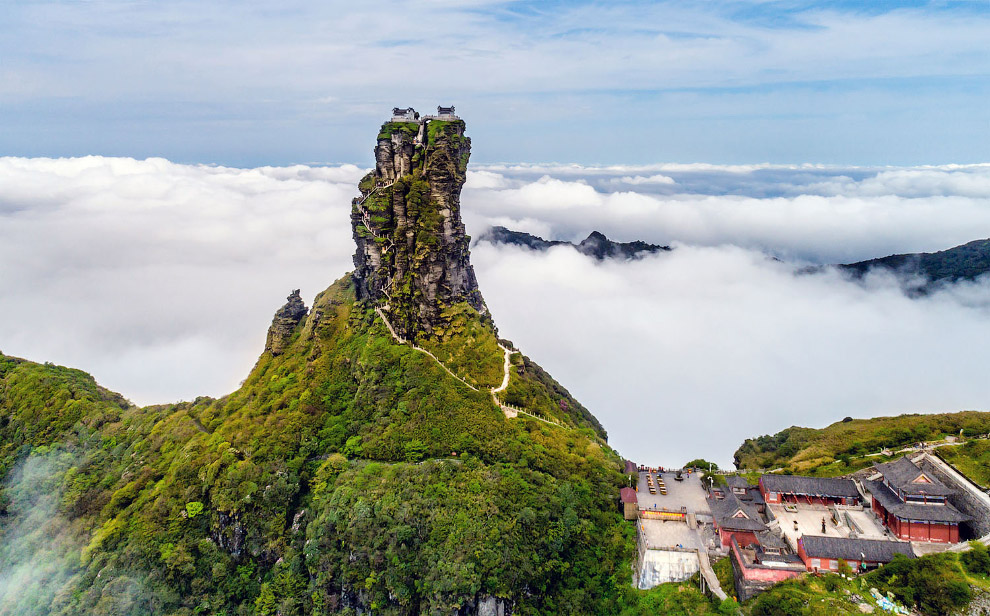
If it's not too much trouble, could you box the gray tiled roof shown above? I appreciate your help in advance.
[755,530,788,551]
[727,476,751,489]
[711,491,767,532]
[745,487,766,505]
[864,479,970,523]
[800,535,915,562]
[761,474,861,499]
[875,457,956,497]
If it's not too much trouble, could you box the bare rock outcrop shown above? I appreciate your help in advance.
[264,289,308,356]
[352,116,486,340]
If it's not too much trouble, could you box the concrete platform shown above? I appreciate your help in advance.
[637,471,712,516]
[638,549,700,588]
[639,518,702,551]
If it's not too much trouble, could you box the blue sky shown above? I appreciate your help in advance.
[1,0,988,166]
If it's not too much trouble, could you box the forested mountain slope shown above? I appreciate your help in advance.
[0,115,638,615]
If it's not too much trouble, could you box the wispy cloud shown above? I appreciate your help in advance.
[0,1,987,164]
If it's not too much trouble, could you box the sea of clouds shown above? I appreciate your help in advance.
[1,156,989,466]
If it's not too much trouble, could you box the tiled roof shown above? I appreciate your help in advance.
[800,535,915,563]
[875,457,956,497]
[620,487,638,504]
[711,491,767,532]
[864,479,970,523]
[727,476,751,489]
[744,487,766,505]
[755,530,788,551]
[761,474,861,499]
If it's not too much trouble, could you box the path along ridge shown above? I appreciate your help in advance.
[373,306,571,430]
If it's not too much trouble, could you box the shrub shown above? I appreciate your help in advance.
[962,542,990,576]
[684,459,718,470]
[867,553,973,616]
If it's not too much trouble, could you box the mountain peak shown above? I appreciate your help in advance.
[351,114,485,340]
[476,225,671,260]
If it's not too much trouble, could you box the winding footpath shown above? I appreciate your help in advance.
[374,306,479,392]
[374,307,570,429]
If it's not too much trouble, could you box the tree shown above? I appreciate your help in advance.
[404,439,427,462]
[684,459,717,470]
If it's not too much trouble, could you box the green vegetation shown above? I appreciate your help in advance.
[841,238,990,286]
[742,549,990,616]
[414,302,503,389]
[734,411,990,474]
[865,552,982,615]
[500,351,607,436]
[747,574,876,615]
[712,556,735,598]
[426,120,469,175]
[376,121,419,140]
[0,275,636,615]
[357,172,375,194]
[620,581,735,615]
[938,438,990,487]
[685,458,718,470]
[962,541,990,576]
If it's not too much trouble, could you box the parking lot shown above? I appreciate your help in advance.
[636,470,712,516]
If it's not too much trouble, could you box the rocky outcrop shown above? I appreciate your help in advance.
[352,118,486,340]
[264,289,308,355]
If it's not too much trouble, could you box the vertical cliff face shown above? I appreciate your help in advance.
[352,117,486,340]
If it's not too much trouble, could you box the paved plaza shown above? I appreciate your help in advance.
[636,470,712,516]
[769,503,891,550]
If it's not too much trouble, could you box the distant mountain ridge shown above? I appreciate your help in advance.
[839,238,990,288]
[476,225,671,260]
[481,227,990,290]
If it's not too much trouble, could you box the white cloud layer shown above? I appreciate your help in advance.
[2,156,990,466]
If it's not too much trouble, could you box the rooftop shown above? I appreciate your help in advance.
[727,476,751,489]
[761,474,860,499]
[711,491,766,532]
[864,479,970,523]
[799,535,915,562]
[620,487,638,504]
[875,456,956,497]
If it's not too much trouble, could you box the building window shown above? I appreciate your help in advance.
[830,560,839,571]
[811,559,821,569]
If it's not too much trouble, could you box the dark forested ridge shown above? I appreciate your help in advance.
[839,238,990,289]
[476,226,670,260]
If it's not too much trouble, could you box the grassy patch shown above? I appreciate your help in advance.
[414,302,503,389]
[377,121,419,140]
[734,411,990,474]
